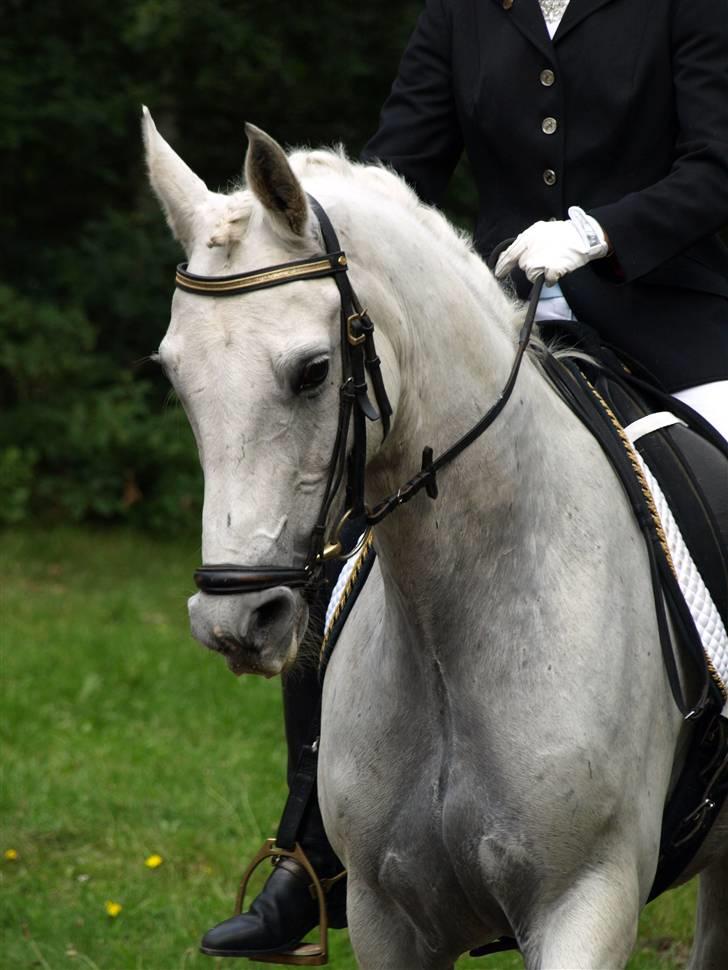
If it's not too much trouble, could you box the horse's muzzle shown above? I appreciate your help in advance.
[188,586,308,677]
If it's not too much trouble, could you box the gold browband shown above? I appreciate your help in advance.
[175,252,348,297]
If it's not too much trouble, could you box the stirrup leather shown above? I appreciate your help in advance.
[235,839,344,966]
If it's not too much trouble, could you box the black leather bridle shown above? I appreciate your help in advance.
[186,198,540,598]
[191,195,393,597]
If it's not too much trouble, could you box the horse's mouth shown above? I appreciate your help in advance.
[210,628,287,679]
[223,643,279,678]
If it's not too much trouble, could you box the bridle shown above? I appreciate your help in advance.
[185,196,540,598]
[190,195,392,597]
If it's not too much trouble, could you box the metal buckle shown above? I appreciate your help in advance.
[234,839,330,965]
[671,797,717,848]
[320,509,353,561]
[346,309,368,347]
[320,511,371,563]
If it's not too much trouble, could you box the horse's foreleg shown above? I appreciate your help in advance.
[687,848,728,970]
[523,865,640,970]
[346,877,454,970]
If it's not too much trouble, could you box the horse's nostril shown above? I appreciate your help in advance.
[248,591,295,644]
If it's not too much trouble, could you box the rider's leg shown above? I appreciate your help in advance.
[673,380,728,443]
[200,578,346,958]
[280,661,342,877]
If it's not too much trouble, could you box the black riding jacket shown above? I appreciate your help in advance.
[363,0,728,391]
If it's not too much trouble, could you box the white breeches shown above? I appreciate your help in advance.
[673,381,728,443]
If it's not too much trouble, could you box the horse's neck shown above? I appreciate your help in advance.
[360,229,603,666]
[372,362,569,632]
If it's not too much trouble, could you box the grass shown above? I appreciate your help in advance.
[1,527,696,969]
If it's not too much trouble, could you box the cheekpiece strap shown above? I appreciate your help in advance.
[175,252,348,297]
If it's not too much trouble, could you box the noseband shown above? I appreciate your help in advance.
[189,195,393,598]
[186,200,541,599]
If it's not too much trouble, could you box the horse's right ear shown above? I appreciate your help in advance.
[142,106,208,253]
[244,124,311,239]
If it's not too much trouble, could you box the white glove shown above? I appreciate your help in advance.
[495,207,609,285]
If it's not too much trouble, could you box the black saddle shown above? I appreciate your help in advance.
[537,324,728,908]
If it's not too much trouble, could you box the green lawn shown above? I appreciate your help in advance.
[1,528,696,969]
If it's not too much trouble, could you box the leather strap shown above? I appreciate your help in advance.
[366,272,544,524]
[189,194,392,594]
[276,737,321,852]
[175,253,348,296]
[194,564,310,594]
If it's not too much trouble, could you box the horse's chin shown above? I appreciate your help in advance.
[222,637,299,679]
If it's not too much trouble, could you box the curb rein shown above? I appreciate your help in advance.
[187,201,539,597]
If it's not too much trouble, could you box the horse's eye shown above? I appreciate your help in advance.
[295,357,330,394]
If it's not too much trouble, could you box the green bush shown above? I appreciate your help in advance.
[2,1,428,531]
[0,282,201,529]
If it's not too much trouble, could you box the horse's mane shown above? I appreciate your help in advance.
[206,144,526,345]
[289,146,477,265]
[207,146,483,279]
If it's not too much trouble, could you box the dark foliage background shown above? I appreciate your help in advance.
[5,2,722,531]
[1,0,477,529]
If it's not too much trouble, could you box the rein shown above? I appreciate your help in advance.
[188,202,539,597]
[366,259,543,524]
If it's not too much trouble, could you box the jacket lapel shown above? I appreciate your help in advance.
[553,0,617,42]
[490,0,554,62]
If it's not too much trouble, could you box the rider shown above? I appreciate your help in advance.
[201,0,728,958]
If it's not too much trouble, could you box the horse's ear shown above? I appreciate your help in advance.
[142,106,208,253]
[244,124,310,238]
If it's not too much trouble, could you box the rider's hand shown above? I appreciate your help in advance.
[495,207,610,285]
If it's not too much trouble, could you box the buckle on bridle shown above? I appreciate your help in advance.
[319,509,370,562]
[320,509,353,560]
[347,309,368,346]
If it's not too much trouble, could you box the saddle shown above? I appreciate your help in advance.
[539,337,728,905]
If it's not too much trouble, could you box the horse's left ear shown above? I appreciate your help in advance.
[244,124,310,238]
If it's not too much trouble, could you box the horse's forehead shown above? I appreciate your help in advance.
[162,275,340,370]
[187,195,310,276]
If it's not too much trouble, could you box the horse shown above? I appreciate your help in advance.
[142,109,728,969]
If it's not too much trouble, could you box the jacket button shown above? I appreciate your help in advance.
[542,117,558,135]
[543,169,557,186]
[540,68,555,86]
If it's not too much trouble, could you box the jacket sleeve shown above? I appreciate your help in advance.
[589,0,728,283]
[361,0,463,206]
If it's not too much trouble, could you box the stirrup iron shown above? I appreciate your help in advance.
[235,839,335,966]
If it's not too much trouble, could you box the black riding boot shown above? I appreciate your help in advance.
[200,588,347,959]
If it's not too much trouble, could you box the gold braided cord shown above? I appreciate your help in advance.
[707,655,728,700]
[587,379,726,700]
[320,531,375,662]
[176,258,336,294]
[587,382,678,578]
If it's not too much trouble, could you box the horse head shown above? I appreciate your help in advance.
[143,109,400,677]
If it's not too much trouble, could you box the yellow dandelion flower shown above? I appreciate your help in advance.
[105,900,123,918]
[145,853,163,869]
[4,849,18,861]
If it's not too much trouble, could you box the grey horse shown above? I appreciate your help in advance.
[143,111,728,969]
